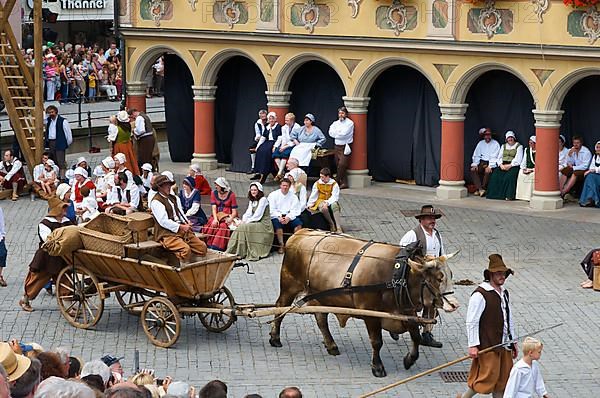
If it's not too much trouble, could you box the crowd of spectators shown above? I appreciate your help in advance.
[0,341,303,397]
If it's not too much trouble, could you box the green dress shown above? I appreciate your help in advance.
[226,199,274,261]
[486,143,522,200]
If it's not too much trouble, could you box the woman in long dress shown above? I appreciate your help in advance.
[111,110,140,176]
[579,141,600,208]
[289,113,327,168]
[178,176,208,231]
[226,182,274,261]
[486,131,523,200]
[252,112,282,184]
[202,177,238,251]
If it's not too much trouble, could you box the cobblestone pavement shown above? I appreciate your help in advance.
[0,147,599,397]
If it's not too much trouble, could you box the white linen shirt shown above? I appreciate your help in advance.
[466,282,516,348]
[328,118,354,145]
[47,117,73,145]
[307,179,340,208]
[292,183,308,212]
[134,115,152,138]
[150,193,186,233]
[567,145,592,171]
[399,226,445,257]
[558,147,569,170]
[588,154,600,174]
[471,139,501,167]
[493,143,524,168]
[242,197,269,223]
[107,185,140,208]
[267,190,301,220]
[503,359,547,398]
[38,216,71,242]
[0,159,23,181]
[520,148,536,170]
[275,123,300,149]
[254,118,266,141]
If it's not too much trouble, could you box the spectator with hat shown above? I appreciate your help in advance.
[101,355,125,383]
[486,131,523,201]
[515,136,537,202]
[111,111,140,176]
[470,127,500,197]
[558,135,569,178]
[56,183,76,224]
[178,176,208,231]
[150,175,207,262]
[66,156,92,185]
[188,164,211,196]
[81,359,111,390]
[0,342,32,385]
[458,254,517,398]
[202,177,239,251]
[140,163,154,193]
[70,167,96,209]
[289,113,326,168]
[252,111,282,184]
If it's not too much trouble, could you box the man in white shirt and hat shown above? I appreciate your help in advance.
[328,106,354,189]
[470,127,500,197]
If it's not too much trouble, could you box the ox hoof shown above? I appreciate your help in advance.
[371,365,387,378]
[403,355,416,370]
[326,345,340,356]
[389,332,400,341]
[269,338,282,348]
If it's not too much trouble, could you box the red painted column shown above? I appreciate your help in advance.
[191,86,218,170]
[266,91,291,124]
[437,104,468,199]
[343,96,371,188]
[530,110,563,210]
[126,81,147,112]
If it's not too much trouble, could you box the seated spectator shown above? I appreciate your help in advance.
[32,152,59,199]
[198,380,226,398]
[35,376,96,397]
[252,112,282,184]
[130,372,154,387]
[8,357,41,398]
[272,112,299,182]
[105,172,140,215]
[113,153,136,186]
[279,386,302,398]
[56,183,76,224]
[37,159,58,197]
[140,163,154,193]
[37,351,67,380]
[285,157,307,187]
[289,114,326,169]
[470,127,500,197]
[66,156,92,186]
[178,177,208,231]
[486,131,523,201]
[98,63,118,100]
[100,354,125,383]
[515,136,537,202]
[78,186,99,222]
[560,135,592,199]
[226,182,274,261]
[307,168,342,233]
[81,360,111,390]
[52,347,70,378]
[286,173,307,212]
[0,150,26,201]
[558,134,569,178]
[268,178,302,254]
[150,175,207,262]
[68,357,82,378]
[248,109,267,174]
[0,341,32,383]
[202,178,239,251]
[70,167,96,209]
[188,164,211,196]
[579,248,600,289]
[95,157,116,203]
[105,385,146,398]
[579,140,600,208]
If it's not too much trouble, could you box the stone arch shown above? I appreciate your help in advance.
[546,67,600,111]
[200,49,267,86]
[353,57,441,100]
[129,44,191,82]
[274,53,348,94]
[450,63,538,105]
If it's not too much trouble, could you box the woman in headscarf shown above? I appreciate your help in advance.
[178,176,208,231]
[486,131,523,200]
[202,177,239,251]
[226,182,274,261]
[251,112,282,184]
[288,113,327,169]
[579,140,600,208]
[111,110,140,175]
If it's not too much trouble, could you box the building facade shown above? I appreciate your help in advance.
[120,0,600,209]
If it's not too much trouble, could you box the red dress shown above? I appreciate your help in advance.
[201,190,238,251]
[194,175,211,196]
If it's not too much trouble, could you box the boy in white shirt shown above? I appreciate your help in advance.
[78,185,99,223]
[503,337,549,398]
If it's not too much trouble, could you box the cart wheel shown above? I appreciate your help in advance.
[56,265,104,329]
[199,286,236,333]
[116,289,158,315]
[141,297,181,348]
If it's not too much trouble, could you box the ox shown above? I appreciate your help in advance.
[269,229,458,377]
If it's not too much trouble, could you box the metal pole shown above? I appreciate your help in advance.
[33,0,43,161]
[114,0,126,110]
[78,94,82,127]
[87,110,92,152]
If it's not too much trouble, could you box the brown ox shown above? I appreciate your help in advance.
[269,229,458,377]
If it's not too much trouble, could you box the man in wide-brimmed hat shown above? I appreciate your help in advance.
[458,254,517,398]
[19,197,74,312]
[398,204,447,348]
[149,175,207,262]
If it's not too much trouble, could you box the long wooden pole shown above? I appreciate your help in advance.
[33,0,43,161]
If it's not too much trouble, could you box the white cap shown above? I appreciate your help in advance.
[76,156,87,166]
[161,171,174,182]
[505,131,516,140]
[102,157,115,169]
[74,166,88,178]
[141,163,153,172]
[46,159,55,167]
[56,183,70,201]
[93,165,105,177]
[250,182,263,192]
[190,163,201,173]
[114,153,126,165]
[529,135,536,143]
[215,177,230,191]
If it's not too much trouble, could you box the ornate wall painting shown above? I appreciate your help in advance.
[568,8,600,44]
[432,0,449,29]
[260,0,274,22]
[467,5,513,37]
[213,1,250,27]
[375,2,418,34]
[140,0,174,26]
[290,2,330,32]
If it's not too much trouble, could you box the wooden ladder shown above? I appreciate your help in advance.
[0,0,43,172]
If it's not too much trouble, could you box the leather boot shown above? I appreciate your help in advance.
[420,331,443,348]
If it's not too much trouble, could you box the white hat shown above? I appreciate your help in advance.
[116,110,129,123]
[161,171,174,182]
[215,177,230,191]
[267,111,277,119]
[190,163,201,173]
[529,135,536,143]
[93,165,105,177]
[478,127,489,135]
[76,156,87,166]
[141,163,153,172]
[505,131,516,140]
[102,157,115,169]
[250,182,263,192]
[114,153,126,165]
[559,134,566,143]
[56,183,70,201]
[46,159,55,167]
[74,166,88,178]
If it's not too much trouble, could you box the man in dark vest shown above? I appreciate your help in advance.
[399,204,445,348]
[458,254,517,398]
[149,175,207,262]
[45,105,73,179]
[129,108,158,169]
[19,197,73,312]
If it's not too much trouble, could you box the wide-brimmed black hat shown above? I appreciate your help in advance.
[483,253,514,280]
[415,205,442,219]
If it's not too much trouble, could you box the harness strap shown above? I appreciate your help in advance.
[295,283,390,307]
[341,240,375,288]
[304,233,332,289]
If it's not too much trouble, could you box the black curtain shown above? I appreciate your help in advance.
[288,61,346,149]
[164,54,194,162]
[561,76,600,149]
[367,66,441,186]
[214,57,267,171]
[464,70,535,181]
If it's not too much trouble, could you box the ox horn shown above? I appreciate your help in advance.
[407,258,424,271]
[444,250,460,261]
[423,259,437,268]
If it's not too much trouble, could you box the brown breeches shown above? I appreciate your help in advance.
[160,233,207,261]
[334,144,350,187]
[471,161,490,191]
[467,349,513,394]
[24,270,54,300]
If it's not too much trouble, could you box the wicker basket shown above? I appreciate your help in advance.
[79,214,137,256]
